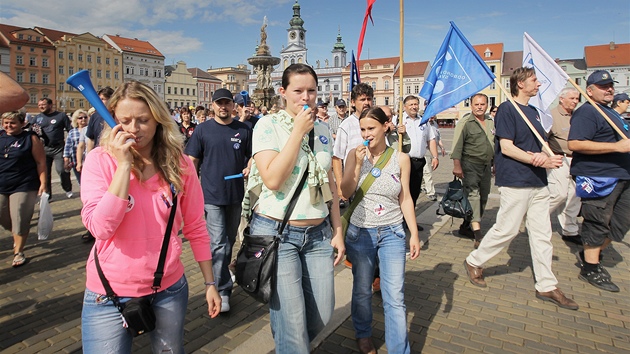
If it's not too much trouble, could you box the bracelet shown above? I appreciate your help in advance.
[204,281,216,286]
[432,156,438,159]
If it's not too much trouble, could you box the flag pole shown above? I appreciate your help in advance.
[494,77,555,156]
[567,79,628,140]
[397,0,404,151]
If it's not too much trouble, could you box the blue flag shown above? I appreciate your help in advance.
[419,22,495,125]
[350,50,361,93]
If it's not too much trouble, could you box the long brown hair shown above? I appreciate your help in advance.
[100,81,186,192]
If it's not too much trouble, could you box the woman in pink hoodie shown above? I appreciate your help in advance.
[80,81,221,353]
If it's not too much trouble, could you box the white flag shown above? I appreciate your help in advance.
[522,32,570,132]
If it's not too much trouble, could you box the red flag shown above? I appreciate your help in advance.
[356,0,376,64]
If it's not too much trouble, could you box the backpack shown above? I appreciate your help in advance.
[436,177,473,220]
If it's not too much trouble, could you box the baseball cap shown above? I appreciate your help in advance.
[212,88,233,102]
[335,99,346,107]
[316,101,328,108]
[234,93,245,105]
[613,92,629,102]
[586,70,617,86]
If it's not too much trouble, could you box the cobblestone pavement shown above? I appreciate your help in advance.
[1,129,628,353]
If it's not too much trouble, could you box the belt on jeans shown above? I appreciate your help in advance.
[410,157,425,162]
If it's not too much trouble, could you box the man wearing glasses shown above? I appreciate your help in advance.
[568,70,630,293]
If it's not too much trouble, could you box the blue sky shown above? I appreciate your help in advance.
[1,0,628,70]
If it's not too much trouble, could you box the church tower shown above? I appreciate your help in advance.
[331,28,347,68]
[280,1,308,69]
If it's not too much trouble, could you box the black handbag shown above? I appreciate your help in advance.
[436,177,473,220]
[94,186,178,337]
[235,130,313,304]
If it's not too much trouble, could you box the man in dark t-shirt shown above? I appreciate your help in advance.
[464,67,578,310]
[28,98,72,198]
[185,88,252,313]
[568,70,630,293]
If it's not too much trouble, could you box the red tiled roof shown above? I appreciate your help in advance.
[394,61,430,76]
[188,68,220,81]
[104,34,163,57]
[0,24,56,47]
[584,42,630,67]
[474,43,503,61]
[34,26,77,42]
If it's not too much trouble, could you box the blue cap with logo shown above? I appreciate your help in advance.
[586,70,617,86]
[335,99,347,107]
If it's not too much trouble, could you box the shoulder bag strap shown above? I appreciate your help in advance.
[342,146,395,219]
[152,185,178,291]
[277,129,314,235]
[94,184,178,300]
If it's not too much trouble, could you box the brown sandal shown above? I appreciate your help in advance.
[12,252,26,267]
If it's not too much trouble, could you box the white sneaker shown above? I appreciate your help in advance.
[220,295,230,313]
[65,191,73,198]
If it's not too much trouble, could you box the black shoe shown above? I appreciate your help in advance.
[562,235,583,245]
[574,251,604,269]
[579,266,619,292]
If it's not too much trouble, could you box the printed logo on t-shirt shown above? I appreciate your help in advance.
[233,143,240,150]
[319,135,329,145]
[126,194,135,212]
[50,119,57,124]
[374,204,385,216]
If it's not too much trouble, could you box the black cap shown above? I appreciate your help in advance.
[212,88,234,102]
[335,99,346,107]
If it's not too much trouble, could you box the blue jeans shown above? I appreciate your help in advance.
[346,222,410,354]
[249,212,335,354]
[204,203,241,296]
[81,275,188,354]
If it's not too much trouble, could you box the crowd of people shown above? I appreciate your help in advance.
[0,64,628,353]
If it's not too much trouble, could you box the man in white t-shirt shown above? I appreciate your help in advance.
[332,83,374,203]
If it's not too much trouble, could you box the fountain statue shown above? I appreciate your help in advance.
[248,16,281,109]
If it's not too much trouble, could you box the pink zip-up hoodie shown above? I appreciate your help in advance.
[81,147,211,297]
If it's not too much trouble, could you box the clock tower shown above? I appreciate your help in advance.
[280,1,308,69]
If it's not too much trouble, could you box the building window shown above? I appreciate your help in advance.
[87,54,92,63]
[69,66,74,75]
[16,72,23,82]
[140,68,144,76]
[69,52,74,60]
[30,47,34,52]
[16,45,22,50]
[371,81,376,90]
[30,73,36,83]
[97,56,101,64]
[186,88,190,95]
[334,84,339,90]
[489,96,496,107]
[490,65,496,73]
[406,86,411,94]
[30,57,36,66]
[42,74,49,84]
[490,82,496,90]
[484,49,492,58]
[192,89,195,96]
[30,93,37,104]
[414,85,419,93]
[106,70,110,79]
[334,57,339,67]
[114,58,119,66]
[114,71,119,79]
[78,53,83,61]
[16,55,23,65]
[18,34,23,40]
[464,98,470,107]
[59,82,64,91]
[97,70,102,78]
[36,36,41,42]
[42,58,49,67]
[505,81,510,89]
[59,51,64,59]
[79,99,85,108]
[57,66,64,74]
[70,99,75,108]
[106,57,110,65]
[385,97,390,105]
[167,87,171,94]
[384,80,389,90]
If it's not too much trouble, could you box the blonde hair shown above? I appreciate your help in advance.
[71,109,88,128]
[100,81,186,192]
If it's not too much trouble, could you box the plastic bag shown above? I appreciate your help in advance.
[37,192,54,240]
